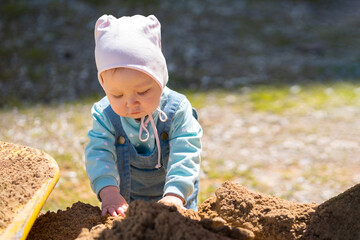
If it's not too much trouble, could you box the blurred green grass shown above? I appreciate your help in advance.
[1,81,360,211]
[186,81,360,115]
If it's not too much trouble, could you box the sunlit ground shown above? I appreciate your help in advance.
[1,81,360,211]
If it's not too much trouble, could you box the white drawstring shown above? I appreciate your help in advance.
[158,107,167,122]
[138,107,168,168]
[139,117,150,142]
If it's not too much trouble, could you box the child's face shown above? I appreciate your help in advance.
[101,68,162,119]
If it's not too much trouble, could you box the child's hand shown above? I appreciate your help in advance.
[99,186,128,217]
[158,193,186,211]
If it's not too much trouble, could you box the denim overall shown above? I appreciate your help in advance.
[100,89,199,210]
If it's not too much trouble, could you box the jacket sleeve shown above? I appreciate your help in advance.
[85,102,120,200]
[163,98,202,203]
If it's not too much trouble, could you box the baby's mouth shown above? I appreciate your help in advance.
[129,109,141,115]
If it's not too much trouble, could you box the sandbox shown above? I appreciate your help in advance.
[0,141,59,239]
[1,142,360,240]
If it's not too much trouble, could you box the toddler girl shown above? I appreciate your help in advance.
[85,14,202,217]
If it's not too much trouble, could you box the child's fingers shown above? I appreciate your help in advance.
[101,207,108,216]
[109,207,119,217]
[116,205,128,217]
[102,207,118,217]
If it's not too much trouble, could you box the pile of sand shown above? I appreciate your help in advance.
[199,181,316,239]
[303,183,360,239]
[27,181,360,240]
[27,193,247,240]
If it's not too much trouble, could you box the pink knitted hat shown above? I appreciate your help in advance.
[94,14,168,90]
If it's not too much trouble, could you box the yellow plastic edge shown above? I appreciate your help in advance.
[1,152,60,240]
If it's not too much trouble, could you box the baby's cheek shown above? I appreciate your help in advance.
[112,104,126,116]
[149,95,161,109]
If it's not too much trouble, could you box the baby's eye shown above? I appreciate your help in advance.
[113,94,123,98]
[138,89,150,95]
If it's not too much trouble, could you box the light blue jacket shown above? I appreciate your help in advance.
[85,87,202,207]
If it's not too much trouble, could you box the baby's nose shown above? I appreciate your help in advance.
[127,97,139,107]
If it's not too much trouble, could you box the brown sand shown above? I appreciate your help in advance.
[1,142,360,239]
[27,202,108,240]
[0,141,56,232]
[304,183,360,240]
[199,181,317,240]
[28,200,248,240]
[94,201,249,240]
[26,181,360,240]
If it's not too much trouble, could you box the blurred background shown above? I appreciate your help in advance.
[1,0,360,105]
[1,0,360,211]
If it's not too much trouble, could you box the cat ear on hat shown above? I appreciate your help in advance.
[94,14,116,41]
[147,15,162,49]
[147,15,160,26]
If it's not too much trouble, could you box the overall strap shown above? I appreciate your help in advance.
[158,89,198,138]
[157,89,187,169]
[157,90,186,140]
